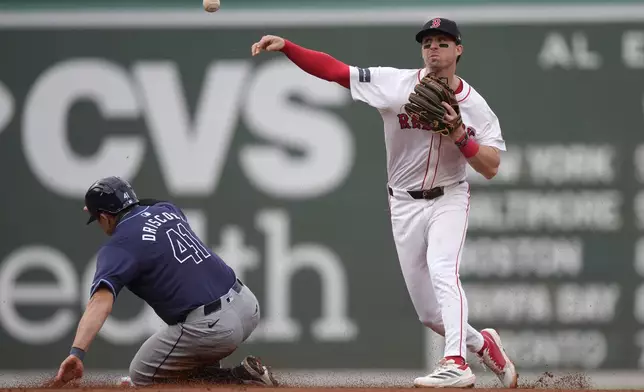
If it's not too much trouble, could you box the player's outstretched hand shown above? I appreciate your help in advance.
[251,35,286,56]
[51,355,84,387]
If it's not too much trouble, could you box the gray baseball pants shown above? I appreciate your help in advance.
[128,280,260,386]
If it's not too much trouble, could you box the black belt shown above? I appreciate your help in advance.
[203,279,244,316]
[388,180,464,200]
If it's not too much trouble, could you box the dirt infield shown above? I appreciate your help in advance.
[0,387,643,392]
[0,389,587,392]
[0,370,639,391]
[0,388,635,392]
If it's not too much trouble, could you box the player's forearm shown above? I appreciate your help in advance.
[466,145,499,179]
[280,40,350,88]
[71,289,113,351]
[451,127,499,179]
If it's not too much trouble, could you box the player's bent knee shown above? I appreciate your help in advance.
[129,364,154,387]
[128,373,152,387]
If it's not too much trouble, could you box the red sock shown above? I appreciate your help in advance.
[445,356,466,365]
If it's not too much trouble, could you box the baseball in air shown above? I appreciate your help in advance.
[203,0,220,12]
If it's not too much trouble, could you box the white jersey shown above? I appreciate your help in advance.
[349,66,506,190]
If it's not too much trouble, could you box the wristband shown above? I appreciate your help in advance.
[70,347,85,361]
[454,132,480,159]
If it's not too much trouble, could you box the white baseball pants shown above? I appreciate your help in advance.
[388,181,484,360]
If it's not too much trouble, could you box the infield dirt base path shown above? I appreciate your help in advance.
[0,387,639,392]
[0,369,632,391]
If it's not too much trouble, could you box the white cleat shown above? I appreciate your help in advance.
[116,376,134,387]
[241,355,278,387]
[477,328,519,388]
[413,358,476,388]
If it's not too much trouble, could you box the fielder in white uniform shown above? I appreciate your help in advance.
[251,17,518,388]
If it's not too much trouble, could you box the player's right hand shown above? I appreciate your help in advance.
[251,35,286,56]
[51,355,84,387]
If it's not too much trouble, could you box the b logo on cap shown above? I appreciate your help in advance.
[431,18,441,28]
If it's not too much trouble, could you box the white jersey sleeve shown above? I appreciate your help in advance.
[349,66,402,110]
[473,106,506,151]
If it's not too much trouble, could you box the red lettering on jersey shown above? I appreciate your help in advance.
[397,113,411,129]
[410,114,422,129]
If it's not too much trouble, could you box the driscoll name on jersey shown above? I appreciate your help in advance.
[140,211,185,241]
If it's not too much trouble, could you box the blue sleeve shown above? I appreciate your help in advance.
[90,246,139,299]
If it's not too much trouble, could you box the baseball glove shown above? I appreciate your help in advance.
[404,73,462,136]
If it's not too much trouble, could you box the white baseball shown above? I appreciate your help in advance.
[203,0,220,12]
